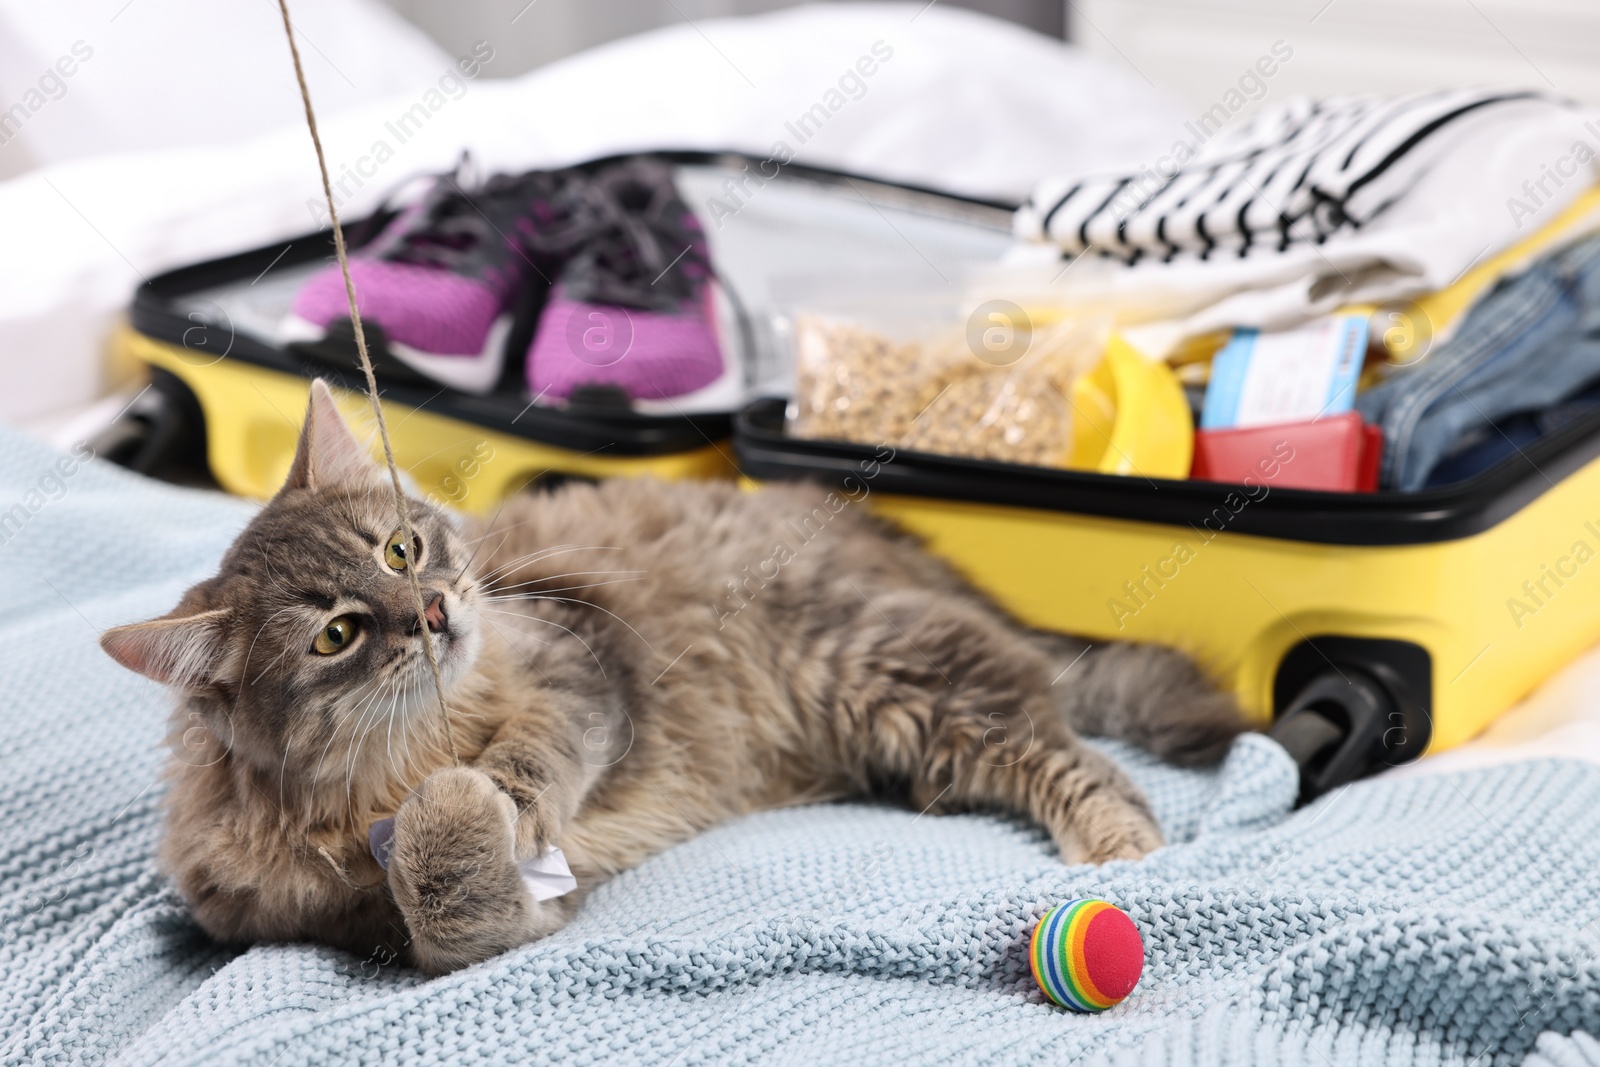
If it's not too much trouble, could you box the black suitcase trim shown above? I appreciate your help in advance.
[734,398,1600,546]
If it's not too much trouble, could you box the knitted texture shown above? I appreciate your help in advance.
[527,287,724,400]
[292,259,506,357]
[1,425,1597,1066]
[1529,1032,1600,1067]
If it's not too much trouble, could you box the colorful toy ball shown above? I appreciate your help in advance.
[1029,899,1144,1012]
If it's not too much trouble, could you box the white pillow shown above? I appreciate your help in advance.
[0,2,1183,426]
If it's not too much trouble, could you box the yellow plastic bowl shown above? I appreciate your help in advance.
[1066,334,1193,478]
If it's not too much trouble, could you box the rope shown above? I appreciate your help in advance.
[274,0,461,765]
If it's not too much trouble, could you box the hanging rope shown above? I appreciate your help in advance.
[274,0,461,765]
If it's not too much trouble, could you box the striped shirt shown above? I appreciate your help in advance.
[1020,90,1556,265]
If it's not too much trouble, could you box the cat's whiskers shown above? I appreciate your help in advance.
[338,493,367,548]
[300,675,388,833]
[481,607,608,678]
[277,738,292,822]
[259,547,277,583]
[335,674,392,779]
[456,520,534,549]
[449,478,541,583]
[251,625,308,688]
[390,693,413,789]
[384,683,402,780]
[472,544,621,586]
[508,594,656,654]
[344,672,397,796]
[481,577,645,600]
[338,703,379,824]
[347,686,402,824]
[259,544,321,606]
[454,524,515,584]
[394,694,409,761]
[473,547,585,586]
[485,611,549,642]
[241,606,298,684]
[484,569,645,594]
[329,662,449,824]
[399,713,417,797]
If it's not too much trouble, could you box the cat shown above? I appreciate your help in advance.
[100,381,1242,975]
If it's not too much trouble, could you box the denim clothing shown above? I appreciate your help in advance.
[1357,232,1600,490]
[1423,382,1600,487]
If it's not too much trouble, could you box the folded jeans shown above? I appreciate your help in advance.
[1356,232,1600,490]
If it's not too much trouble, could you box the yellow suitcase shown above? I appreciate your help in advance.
[735,393,1600,798]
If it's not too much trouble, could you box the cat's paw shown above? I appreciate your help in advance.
[1054,751,1166,865]
[479,765,560,862]
[1060,790,1165,865]
[1067,803,1164,864]
[388,765,536,974]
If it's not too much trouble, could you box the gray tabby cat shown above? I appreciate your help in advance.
[100,382,1240,974]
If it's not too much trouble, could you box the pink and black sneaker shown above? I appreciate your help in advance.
[284,170,568,395]
[525,159,724,403]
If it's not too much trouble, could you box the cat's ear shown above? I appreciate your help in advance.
[101,607,234,690]
[281,379,382,493]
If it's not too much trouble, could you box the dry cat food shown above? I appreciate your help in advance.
[788,313,1103,466]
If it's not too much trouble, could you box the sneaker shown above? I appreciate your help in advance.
[525,159,724,403]
[283,170,567,395]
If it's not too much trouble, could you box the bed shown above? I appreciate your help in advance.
[6,5,1600,1064]
[4,425,1600,1065]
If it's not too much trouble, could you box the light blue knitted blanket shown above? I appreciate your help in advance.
[2,425,1598,1067]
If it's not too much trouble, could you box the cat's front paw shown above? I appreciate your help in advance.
[1055,750,1166,865]
[1061,788,1165,865]
[1068,803,1164,864]
[388,766,536,974]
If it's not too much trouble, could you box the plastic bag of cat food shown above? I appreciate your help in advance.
[788,316,940,447]
[787,304,1107,467]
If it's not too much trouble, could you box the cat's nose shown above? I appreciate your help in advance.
[422,591,448,635]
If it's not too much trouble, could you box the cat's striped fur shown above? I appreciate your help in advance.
[101,382,1241,974]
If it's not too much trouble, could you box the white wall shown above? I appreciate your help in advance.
[1069,0,1600,122]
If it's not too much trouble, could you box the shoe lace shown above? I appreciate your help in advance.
[376,166,534,273]
[525,159,710,312]
[362,158,708,310]
[383,199,498,271]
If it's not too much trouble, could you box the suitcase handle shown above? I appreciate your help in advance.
[1270,665,1402,804]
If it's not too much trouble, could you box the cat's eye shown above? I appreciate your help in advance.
[384,529,420,572]
[312,615,359,655]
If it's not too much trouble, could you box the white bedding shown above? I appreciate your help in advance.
[0,0,453,173]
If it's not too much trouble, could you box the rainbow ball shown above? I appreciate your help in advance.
[1029,899,1144,1012]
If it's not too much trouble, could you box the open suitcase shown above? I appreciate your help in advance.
[107,151,1600,798]
[108,151,1017,510]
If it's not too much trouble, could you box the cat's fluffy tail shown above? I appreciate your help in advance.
[1035,635,1247,766]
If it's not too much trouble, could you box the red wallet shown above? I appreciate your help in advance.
[1190,412,1383,492]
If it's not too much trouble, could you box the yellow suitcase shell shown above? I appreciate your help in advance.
[733,395,1600,771]
[117,327,737,514]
